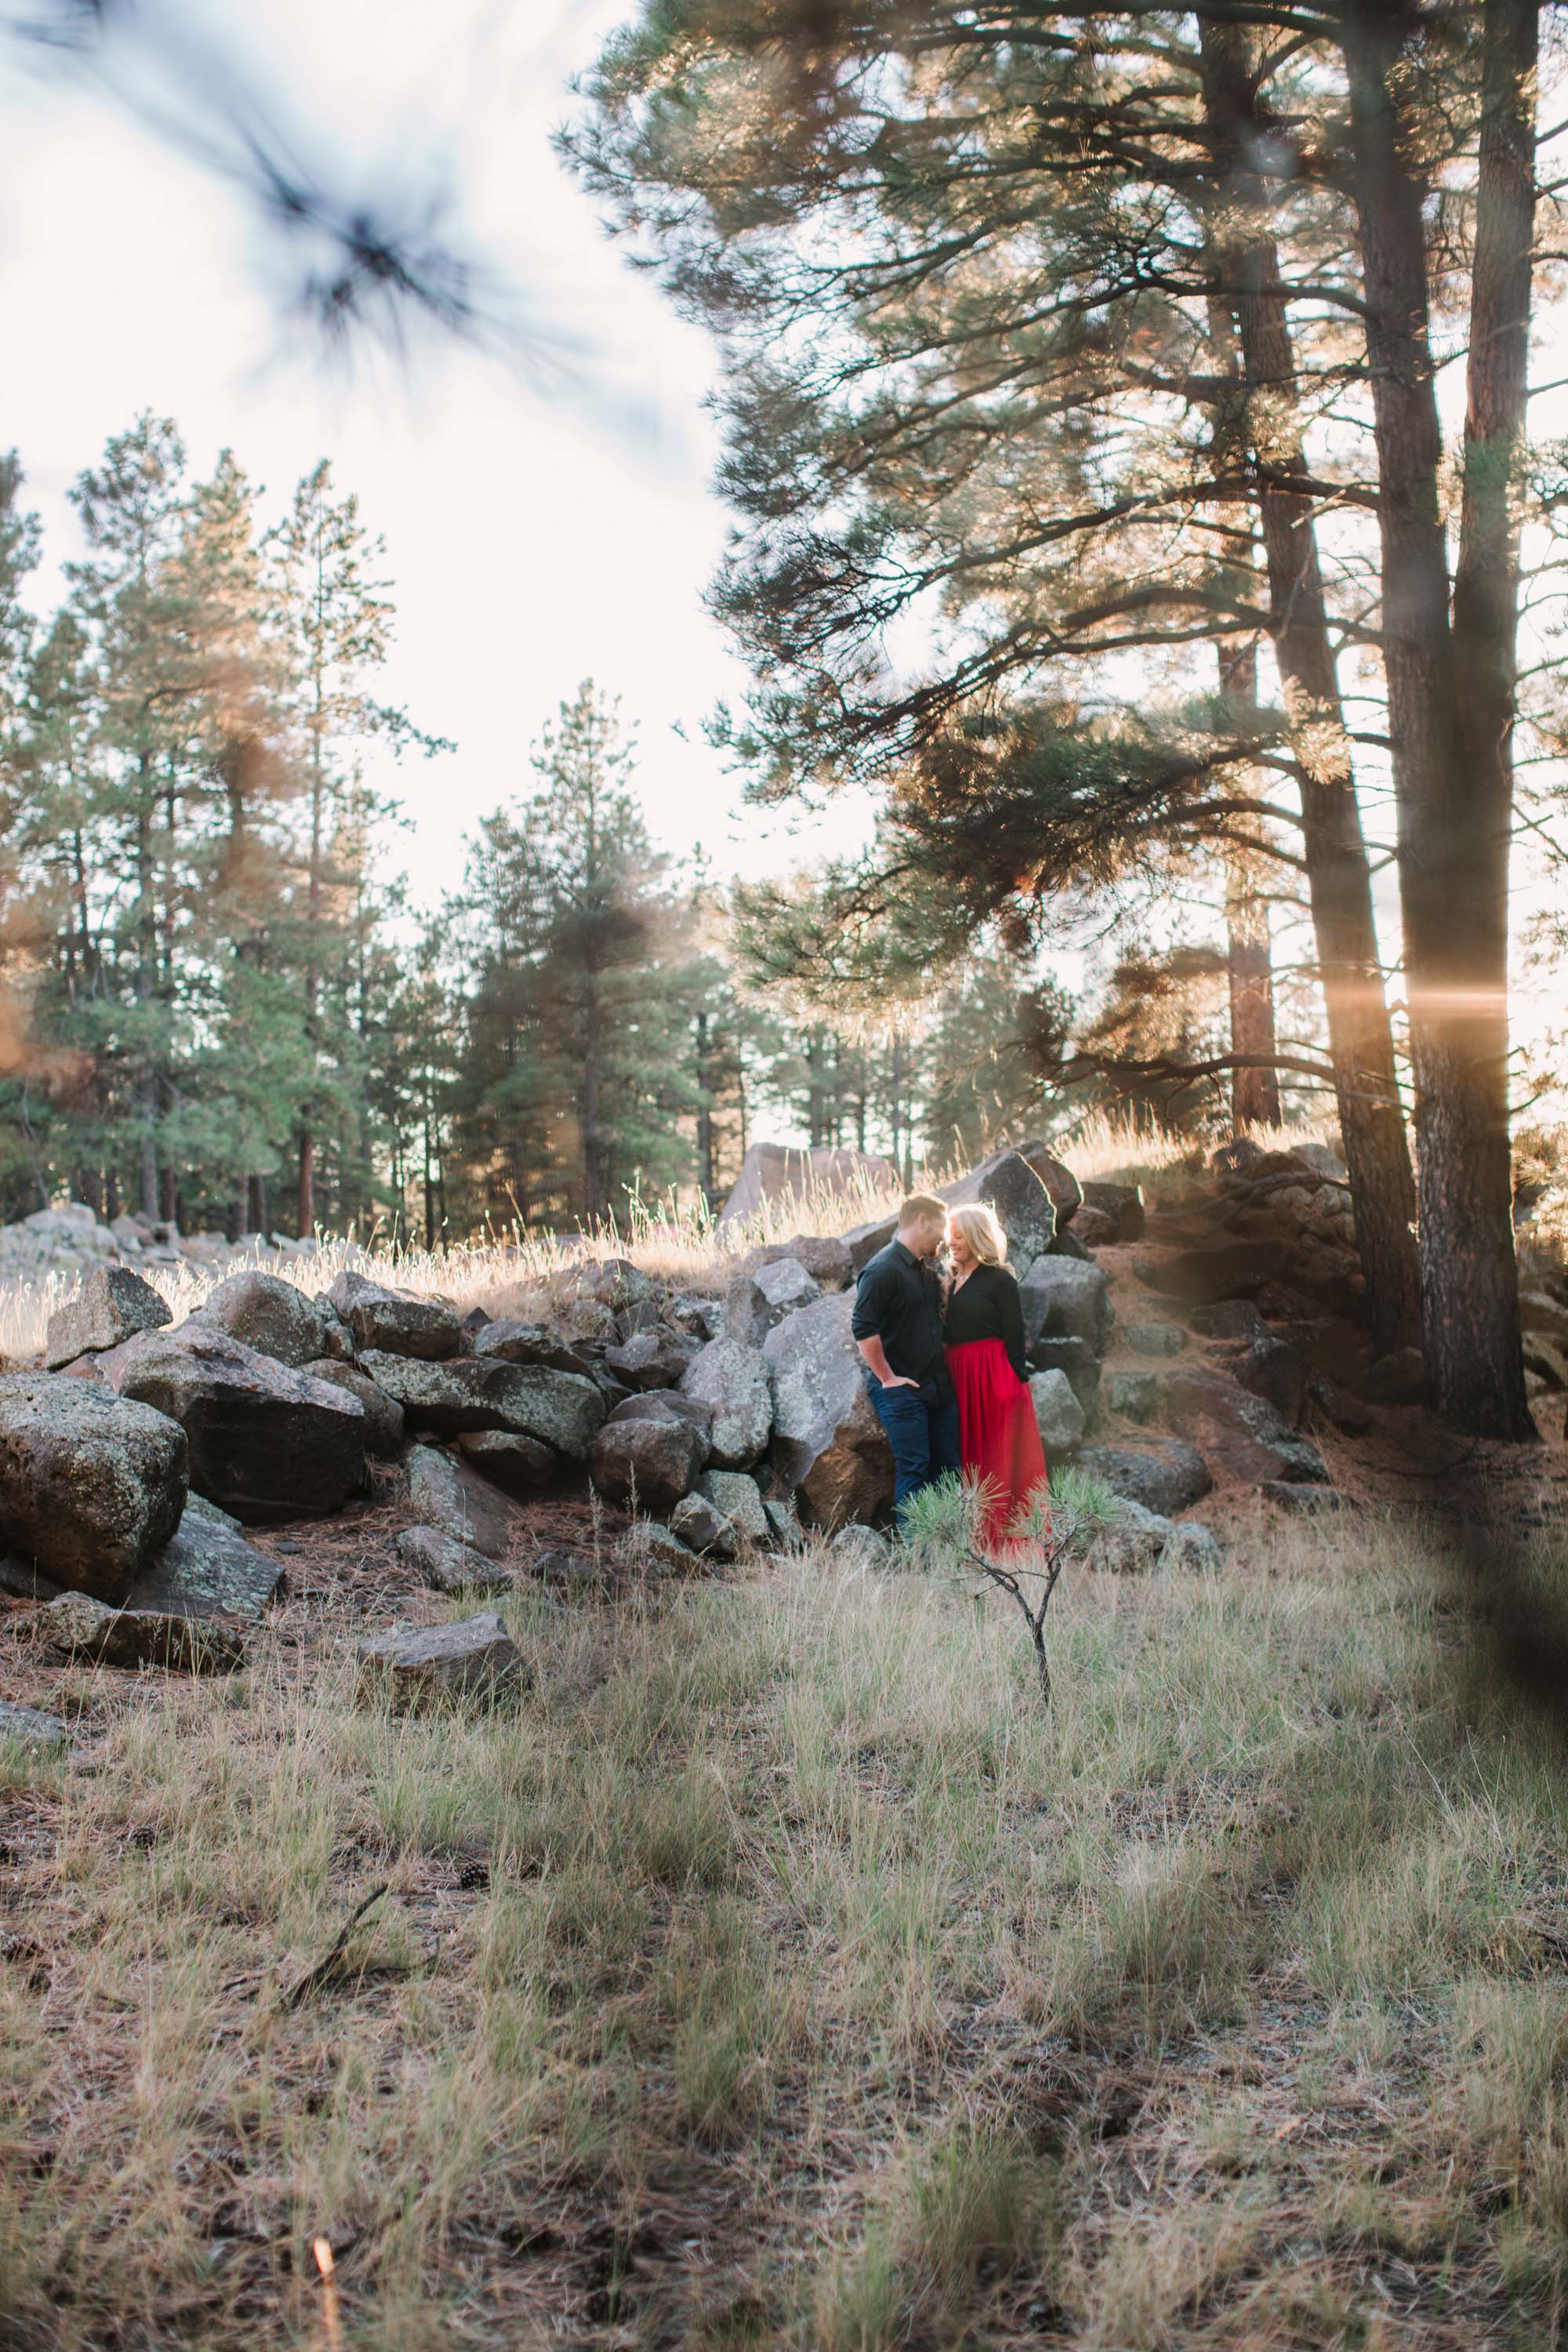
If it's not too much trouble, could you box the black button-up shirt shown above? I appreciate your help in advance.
[851,1240,949,1385]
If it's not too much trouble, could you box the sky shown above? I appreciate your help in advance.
[0,0,874,910]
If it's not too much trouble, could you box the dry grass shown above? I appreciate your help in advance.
[5,1507,1568,2347]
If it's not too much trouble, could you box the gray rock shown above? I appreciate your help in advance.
[0,1373,187,1601]
[626,1521,700,1575]
[394,1524,512,1595]
[724,1256,822,1345]
[454,1429,556,1490]
[761,1291,894,1528]
[680,1336,774,1468]
[1080,1181,1146,1242]
[1088,1497,1220,1574]
[1189,1300,1271,1342]
[42,1589,245,1671]
[301,1359,405,1456]
[1294,1142,1348,1180]
[1079,1442,1213,1517]
[606,1390,715,1446]
[670,1492,739,1559]
[1223,1335,1310,1423]
[43,1266,171,1370]
[697,1469,771,1545]
[1071,1206,1119,1249]
[201,1271,337,1369]
[587,1258,654,1311]
[590,1414,706,1510]
[1123,1323,1185,1359]
[357,1610,528,1704]
[405,1444,516,1561]
[939,1149,1058,1272]
[842,1214,898,1276]
[108,1327,365,1523]
[473,1319,560,1366]
[1029,1369,1087,1454]
[0,1553,61,1602]
[0,1699,69,1753]
[1018,1257,1113,1354]
[1048,1226,1094,1261]
[603,1328,701,1390]
[1014,1141,1085,1225]
[668,1292,724,1341]
[1163,1372,1329,1485]
[828,1523,893,1573]
[763,1495,803,1548]
[1028,1335,1103,1417]
[1260,1482,1346,1513]
[126,1513,286,1621]
[328,1270,463,1361]
[780,1235,853,1290]
[360,1353,604,1457]
[1360,1347,1425,1406]
[1105,1370,1162,1425]
[533,1547,603,1592]
[1142,1242,1292,1308]
[1307,1377,1372,1437]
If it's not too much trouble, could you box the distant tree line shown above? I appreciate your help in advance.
[0,430,1069,1240]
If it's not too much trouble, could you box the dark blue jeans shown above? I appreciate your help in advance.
[867,1375,962,1528]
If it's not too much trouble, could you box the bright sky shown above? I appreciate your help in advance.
[0,0,873,909]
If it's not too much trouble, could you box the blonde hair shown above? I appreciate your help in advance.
[898,1193,948,1228]
[948,1202,1007,1265]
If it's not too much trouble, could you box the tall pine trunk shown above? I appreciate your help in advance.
[1200,23,1420,1354]
[1214,633,1282,1131]
[1342,0,1534,1434]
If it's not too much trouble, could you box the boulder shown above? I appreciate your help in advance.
[629,1521,702,1575]
[1189,1299,1271,1342]
[725,1254,824,1348]
[1163,1371,1329,1486]
[0,1700,69,1754]
[1028,1335,1103,1417]
[328,1270,462,1361]
[1523,1334,1568,1391]
[763,1495,804,1549]
[301,1360,405,1457]
[938,1150,1058,1272]
[617,1298,664,1338]
[357,1610,528,1704]
[473,1319,559,1366]
[360,1353,604,1457]
[762,1292,894,1528]
[1029,1369,1087,1455]
[454,1429,556,1491]
[605,1390,715,1449]
[696,1469,771,1546]
[680,1336,773,1468]
[670,1492,739,1560]
[1078,1442,1213,1516]
[603,1329,701,1391]
[590,1415,707,1511]
[1142,1241,1293,1308]
[0,1554,60,1602]
[394,1525,512,1595]
[43,1266,171,1370]
[781,1235,853,1290]
[843,1214,899,1276]
[1220,1335,1310,1423]
[1047,1226,1094,1261]
[42,1589,245,1672]
[668,1293,724,1342]
[1359,1346,1426,1406]
[107,1326,365,1523]
[586,1258,653,1311]
[1123,1323,1185,1359]
[201,1271,338,1369]
[1018,1257,1113,1353]
[1519,1290,1568,1349]
[126,1505,287,1621]
[1260,1482,1346,1514]
[828,1523,893,1573]
[0,1373,187,1601]
[405,1444,517,1562]
[1071,1207,1118,1249]
[716,1141,896,1230]
[1014,1140,1084,1226]
[1306,1377,1373,1437]
[1088,1497,1221,1575]
[1105,1370,1162,1425]
[1080,1181,1146,1243]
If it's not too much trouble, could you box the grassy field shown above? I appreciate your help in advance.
[5,1501,1568,2350]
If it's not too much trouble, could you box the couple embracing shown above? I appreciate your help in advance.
[851,1192,1049,1544]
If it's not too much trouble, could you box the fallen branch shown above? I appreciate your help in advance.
[282,1884,389,2011]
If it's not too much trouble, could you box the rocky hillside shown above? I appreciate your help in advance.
[4,1128,1567,1747]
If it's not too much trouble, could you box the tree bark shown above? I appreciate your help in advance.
[1341,0,1534,1435]
[1214,631,1283,1130]
[1200,22,1420,1355]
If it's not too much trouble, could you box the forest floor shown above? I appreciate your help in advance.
[7,1433,1568,2350]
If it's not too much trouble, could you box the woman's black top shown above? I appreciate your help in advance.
[942,1261,1029,1381]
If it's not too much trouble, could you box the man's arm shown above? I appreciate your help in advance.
[851,1258,918,1389]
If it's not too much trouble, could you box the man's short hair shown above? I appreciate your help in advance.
[898,1192,947,1227]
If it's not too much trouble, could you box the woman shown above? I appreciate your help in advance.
[942,1203,1050,1544]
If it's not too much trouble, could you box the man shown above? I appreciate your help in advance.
[851,1193,961,1526]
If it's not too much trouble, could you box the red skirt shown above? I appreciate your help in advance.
[946,1338,1050,1545]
